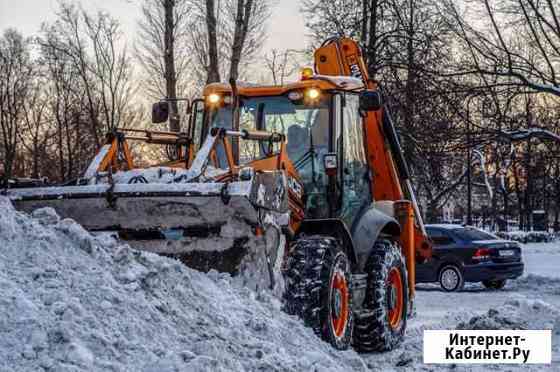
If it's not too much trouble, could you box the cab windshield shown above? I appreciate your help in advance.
[208,94,332,218]
[209,95,331,163]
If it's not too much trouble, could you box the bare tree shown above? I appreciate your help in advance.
[40,42,85,180]
[84,10,134,131]
[303,0,402,79]
[263,49,300,85]
[33,2,139,182]
[189,0,270,85]
[229,0,253,81]
[40,2,135,141]
[302,0,366,46]
[18,70,53,178]
[441,0,560,97]
[303,0,480,221]
[40,3,101,146]
[0,29,34,185]
[206,0,221,83]
[136,0,193,131]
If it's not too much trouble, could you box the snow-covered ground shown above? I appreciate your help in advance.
[1,196,558,371]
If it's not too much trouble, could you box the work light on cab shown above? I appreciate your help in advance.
[300,67,314,80]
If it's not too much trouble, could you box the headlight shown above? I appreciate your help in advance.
[306,88,321,100]
[207,93,221,104]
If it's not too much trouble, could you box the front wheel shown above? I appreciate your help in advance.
[283,236,354,350]
[353,240,408,352]
[482,279,507,289]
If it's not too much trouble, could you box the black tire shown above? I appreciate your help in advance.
[438,264,464,292]
[283,235,353,350]
[482,279,507,289]
[354,240,408,352]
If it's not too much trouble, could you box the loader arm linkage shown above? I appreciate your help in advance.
[83,129,195,181]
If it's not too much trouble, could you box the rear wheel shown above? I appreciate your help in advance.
[482,279,507,289]
[354,240,408,352]
[439,265,464,292]
[283,236,353,350]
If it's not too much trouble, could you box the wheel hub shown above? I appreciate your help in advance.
[332,289,342,318]
[387,267,404,329]
[442,269,458,289]
[388,284,397,310]
[330,271,349,338]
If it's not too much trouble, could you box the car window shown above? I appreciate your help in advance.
[452,227,496,241]
[427,228,454,246]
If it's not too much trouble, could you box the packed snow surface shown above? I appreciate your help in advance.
[1,194,559,371]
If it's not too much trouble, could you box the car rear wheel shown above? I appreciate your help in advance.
[439,265,464,292]
[482,279,507,289]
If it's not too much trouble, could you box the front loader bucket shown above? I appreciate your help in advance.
[10,183,259,230]
[7,171,289,275]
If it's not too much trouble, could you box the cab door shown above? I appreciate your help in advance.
[338,93,371,229]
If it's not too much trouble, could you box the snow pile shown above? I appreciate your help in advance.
[522,242,560,254]
[456,298,559,354]
[0,197,367,372]
[112,166,190,183]
[509,274,560,295]
[497,230,557,243]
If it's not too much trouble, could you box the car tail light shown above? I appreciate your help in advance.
[472,248,491,261]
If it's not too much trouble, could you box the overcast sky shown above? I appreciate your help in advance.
[0,0,308,54]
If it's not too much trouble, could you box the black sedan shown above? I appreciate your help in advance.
[416,224,524,291]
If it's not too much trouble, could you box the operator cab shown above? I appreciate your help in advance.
[191,84,372,228]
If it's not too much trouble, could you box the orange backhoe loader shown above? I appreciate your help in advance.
[7,37,431,351]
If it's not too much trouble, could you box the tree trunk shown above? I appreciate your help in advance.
[206,0,221,84]
[229,0,253,82]
[164,0,180,132]
[366,0,379,78]
[403,0,416,163]
[525,144,532,231]
[360,0,368,47]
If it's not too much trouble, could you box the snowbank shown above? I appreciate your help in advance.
[361,297,560,371]
[457,297,560,332]
[522,242,560,254]
[456,298,560,366]
[0,197,367,372]
[3,195,559,371]
[497,230,558,244]
[509,274,560,295]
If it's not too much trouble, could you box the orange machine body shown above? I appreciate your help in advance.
[200,37,432,299]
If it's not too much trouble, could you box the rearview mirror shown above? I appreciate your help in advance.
[152,101,169,124]
[359,91,382,111]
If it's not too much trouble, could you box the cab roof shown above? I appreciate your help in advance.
[202,75,364,97]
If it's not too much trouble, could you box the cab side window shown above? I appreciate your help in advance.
[190,100,205,152]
